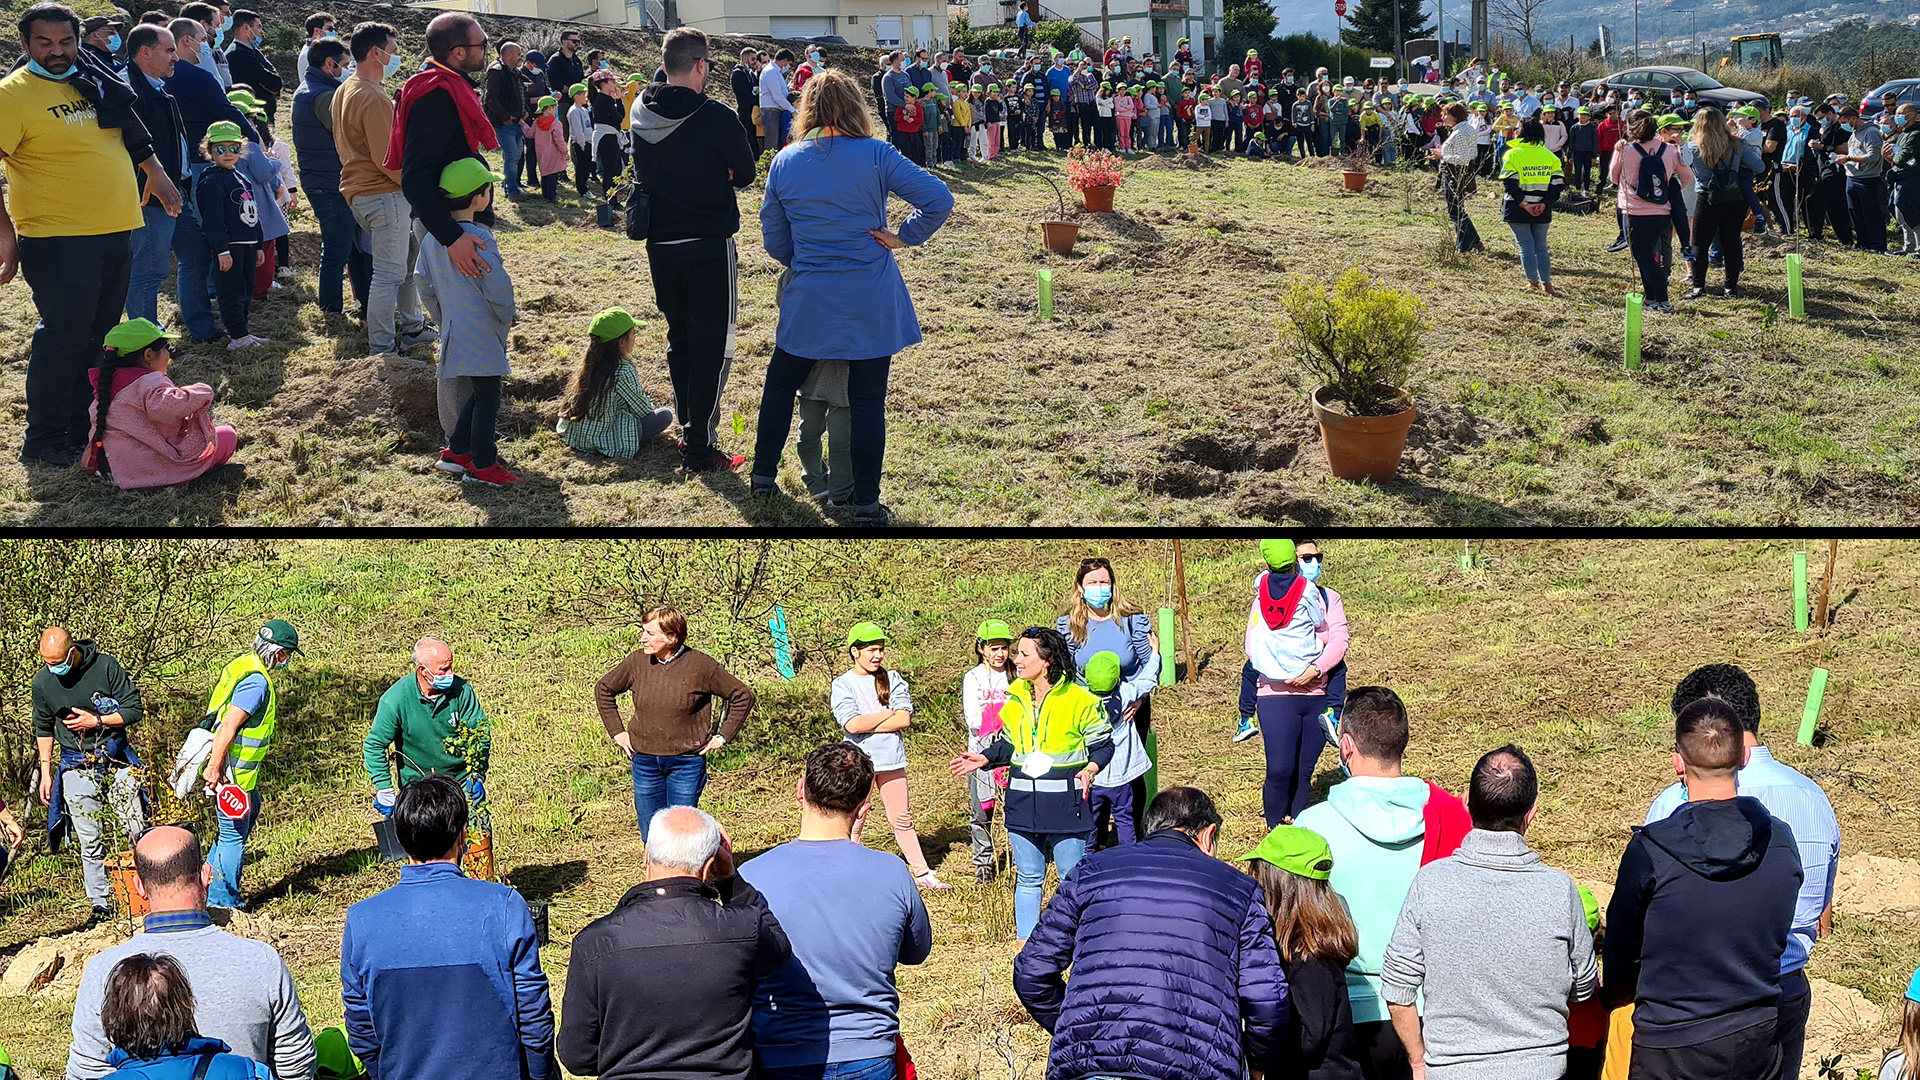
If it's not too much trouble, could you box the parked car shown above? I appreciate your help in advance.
[1860,77,1919,119]
[803,35,850,45]
[1578,66,1769,110]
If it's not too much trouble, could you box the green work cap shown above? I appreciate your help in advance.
[205,120,244,144]
[1237,823,1335,880]
[1179,37,1189,43]
[976,620,1014,642]
[987,84,1000,92]
[1084,651,1122,694]
[226,89,260,108]
[1735,105,1760,118]
[536,95,557,110]
[589,307,642,341]
[569,82,587,95]
[1578,885,1600,933]
[1576,105,1591,116]
[1659,113,1687,128]
[904,85,919,96]
[1100,82,1112,90]
[104,317,178,355]
[259,619,303,655]
[847,621,887,647]
[627,71,644,83]
[1259,538,1296,571]
[1253,132,1267,139]
[1050,89,1061,96]
[439,157,505,197]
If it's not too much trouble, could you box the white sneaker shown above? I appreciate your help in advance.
[275,266,296,280]
[913,871,953,891]
[269,280,284,291]
[227,334,269,350]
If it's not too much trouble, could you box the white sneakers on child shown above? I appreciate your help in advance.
[227,334,270,350]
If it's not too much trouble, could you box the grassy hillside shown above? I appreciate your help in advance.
[4,141,1918,524]
[1,538,1918,1079]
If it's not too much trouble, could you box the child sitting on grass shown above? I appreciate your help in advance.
[522,95,570,202]
[416,159,519,487]
[557,307,674,458]
[195,121,267,350]
[84,319,240,489]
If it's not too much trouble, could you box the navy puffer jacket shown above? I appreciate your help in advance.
[1013,830,1290,1080]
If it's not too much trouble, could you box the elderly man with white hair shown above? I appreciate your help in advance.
[560,806,791,1080]
[364,637,491,818]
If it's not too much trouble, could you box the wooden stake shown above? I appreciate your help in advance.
[1816,538,1836,630]
[1172,539,1195,682]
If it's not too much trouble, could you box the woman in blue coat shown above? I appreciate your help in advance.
[100,954,271,1080]
[749,68,954,527]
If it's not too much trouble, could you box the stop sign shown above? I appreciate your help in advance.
[1334,0,1347,15]
[215,783,251,820]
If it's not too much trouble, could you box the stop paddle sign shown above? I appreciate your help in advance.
[214,782,251,820]
[1335,0,1347,15]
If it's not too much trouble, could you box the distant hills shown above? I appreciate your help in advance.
[1783,18,1920,72]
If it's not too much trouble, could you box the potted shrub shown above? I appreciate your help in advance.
[1279,269,1423,483]
[1339,144,1370,192]
[1066,146,1124,213]
[1038,173,1079,255]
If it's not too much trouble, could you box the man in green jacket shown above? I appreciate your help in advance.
[33,627,146,925]
[363,637,490,818]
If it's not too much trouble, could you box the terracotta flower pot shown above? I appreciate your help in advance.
[462,827,495,881]
[1311,385,1416,483]
[1342,170,1367,192]
[1081,184,1116,212]
[1040,220,1080,254]
[107,854,148,919]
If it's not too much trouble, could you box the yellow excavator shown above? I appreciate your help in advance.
[1721,33,1784,70]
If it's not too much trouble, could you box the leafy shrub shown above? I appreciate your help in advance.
[1065,146,1125,190]
[950,13,1081,58]
[264,23,304,53]
[1279,269,1423,416]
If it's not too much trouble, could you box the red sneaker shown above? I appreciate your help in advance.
[463,461,523,487]
[682,449,746,474]
[436,449,473,474]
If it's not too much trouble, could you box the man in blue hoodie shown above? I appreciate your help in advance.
[1606,698,1801,1080]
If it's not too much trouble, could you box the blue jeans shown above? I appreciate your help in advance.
[1508,219,1552,282]
[760,1056,895,1080]
[126,202,178,324]
[632,753,708,840]
[1008,829,1089,941]
[207,787,262,909]
[495,124,526,195]
[171,168,222,341]
[307,189,365,313]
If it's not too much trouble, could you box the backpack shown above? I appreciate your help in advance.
[1704,154,1745,206]
[1630,142,1668,205]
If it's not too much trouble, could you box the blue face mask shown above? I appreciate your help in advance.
[430,672,456,691]
[1789,117,1804,129]
[1300,558,1323,583]
[47,660,72,676]
[27,57,79,79]
[384,52,404,79]
[1082,584,1113,608]
[107,33,122,51]
[1897,114,1910,128]
[1840,123,1853,133]
[214,24,225,45]
[1882,123,1894,135]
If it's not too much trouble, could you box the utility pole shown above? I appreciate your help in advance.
[1394,0,1404,81]
[1101,0,1109,54]
[1632,0,1639,65]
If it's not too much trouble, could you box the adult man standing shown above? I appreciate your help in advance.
[363,638,490,818]
[294,12,333,81]
[560,806,790,1080]
[123,23,189,325]
[1837,106,1887,253]
[164,15,252,343]
[198,620,302,910]
[334,21,434,352]
[1015,3,1035,52]
[344,776,556,1080]
[1014,786,1289,1080]
[293,35,363,315]
[740,744,932,1079]
[179,3,229,87]
[1294,686,1470,1080]
[67,826,318,1080]
[32,628,145,924]
[79,15,122,73]
[394,14,497,285]
[547,29,584,109]
[1382,745,1598,1079]
[1643,664,1839,1080]
[1,2,179,467]
[758,48,796,150]
[882,51,910,138]
[730,47,760,156]
[1803,101,1853,245]
[630,27,756,474]
[223,9,280,121]
[1607,698,1802,1080]
[484,41,529,199]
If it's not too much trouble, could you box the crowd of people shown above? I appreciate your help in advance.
[13,538,1913,1080]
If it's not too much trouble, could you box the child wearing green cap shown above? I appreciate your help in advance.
[834,624,949,889]
[1050,88,1075,152]
[1881,968,1920,1080]
[893,88,926,167]
[567,83,596,196]
[1240,823,1362,1079]
[558,308,674,458]
[923,90,945,170]
[84,319,240,488]
[1113,85,1136,154]
[962,620,1015,882]
[196,121,268,349]
[521,96,570,203]
[1094,82,1116,151]
[985,84,1006,159]
[969,86,990,163]
[416,159,519,486]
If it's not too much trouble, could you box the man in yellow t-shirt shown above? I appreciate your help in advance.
[0,2,152,469]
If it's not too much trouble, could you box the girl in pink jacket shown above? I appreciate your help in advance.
[1114,86,1137,153]
[522,96,572,203]
[84,319,239,489]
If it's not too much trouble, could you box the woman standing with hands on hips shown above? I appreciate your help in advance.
[951,626,1113,943]
[834,622,951,889]
[1055,556,1158,848]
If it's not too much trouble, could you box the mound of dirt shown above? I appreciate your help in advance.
[1142,407,1318,499]
[1402,402,1516,478]
[1231,476,1336,524]
[273,354,394,432]
[2,925,125,997]
[1833,854,1920,919]
[1135,152,1227,171]
[1801,977,1884,1080]
[1082,237,1284,274]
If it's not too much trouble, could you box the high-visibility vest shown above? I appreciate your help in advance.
[1501,139,1562,194]
[205,653,277,793]
[1000,679,1110,771]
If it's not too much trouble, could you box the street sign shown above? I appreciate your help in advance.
[215,782,251,820]
[1370,56,1394,66]
[1334,0,1347,14]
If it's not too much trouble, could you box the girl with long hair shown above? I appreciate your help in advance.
[1056,557,1156,848]
[558,307,674,458]
[962,619,1015,883]
[833,622,950,889]
[85,320,239,489]
[1680,106,1761,300]
[1241,825,1362,1080]
[1608,109,1693,312]
[1881,969,1920,1080]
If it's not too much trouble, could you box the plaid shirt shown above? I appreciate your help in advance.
[1070,71,1098,105]
[556,362,660,458]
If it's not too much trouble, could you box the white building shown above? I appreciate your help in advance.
[963,0,1225,68]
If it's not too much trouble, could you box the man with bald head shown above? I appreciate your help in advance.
[67,825,317,1080]
[33,628,145,924]
[363,637,491,819]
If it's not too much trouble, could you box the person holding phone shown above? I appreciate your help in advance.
[33,627,146,926]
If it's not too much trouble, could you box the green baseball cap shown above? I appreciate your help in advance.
[1576,105,1591,116]
[1259,538,1296,571]
[987,83,1000,92]
[1050,89,1061,96]
[1100,82,1112,90]
[226,89,260,109]
[904,85,919,96]
[439,158,505,197]
[847,621,887,647]
[259,619,304,655]
[1734,105,1761,119]
[536,94,557,110]
[205,120,245,145]
[589,307,642,341]
[1253,131,1268,139]
[626,71,644,84]
[1659,113,1688,129]
[1237,824,1335,880]
[1578,884,1600,933]
[313,1025,364,1080]
[104,318,178,355]
[976,619,1014,643]
[569,82,587,95]
[1083,651,1122,694]
[1178,37,1189,43]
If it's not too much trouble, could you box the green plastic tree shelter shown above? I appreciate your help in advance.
[1038,268,1054,320]
[1793,551,1809,632]
[1158,606,1176,686]
[1798,668,1828,746]
[1623,293,1643,369]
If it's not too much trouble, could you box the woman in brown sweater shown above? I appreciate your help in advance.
[593,604,756,841]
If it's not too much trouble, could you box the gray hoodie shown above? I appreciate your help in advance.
[1380,828,1598,1080]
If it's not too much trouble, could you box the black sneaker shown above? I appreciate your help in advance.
[20,443,82,468]
[1606,239,1630,253]
[1723,285,1741,298]
[85,905,113,929]
[749,478,777,501]
[1683,287,1709,300]
[853,504,893,527]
